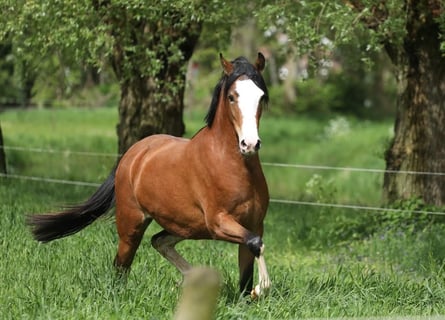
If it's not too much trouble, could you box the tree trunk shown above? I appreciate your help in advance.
[95,2,202,154]
[383,3,445,206]
[116,72,188,154]
[0,123,7,174]
[114,33,200,154]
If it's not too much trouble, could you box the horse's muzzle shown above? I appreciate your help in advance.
[240,138,261,155]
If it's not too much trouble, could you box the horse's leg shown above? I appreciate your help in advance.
[114,207,153,273]
[151,230,192,274]
[249,223,270,298]
[238,244,254,294]
[251,244,271,298]
[208,213,271,297]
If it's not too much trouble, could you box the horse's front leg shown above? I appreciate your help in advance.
[239,241,271,298]
[207,213,271,297]
[250,243,271,298]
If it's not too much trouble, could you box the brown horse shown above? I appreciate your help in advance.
[27,53,271,298]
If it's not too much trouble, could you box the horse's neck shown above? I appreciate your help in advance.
[207,100,240,155]
[192,96,262,170]
[195,118,261,172]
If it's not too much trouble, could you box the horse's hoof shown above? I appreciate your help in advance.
[250,283,270,299]
[250,286,259,299]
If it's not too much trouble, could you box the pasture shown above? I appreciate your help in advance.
[1,107,445,319]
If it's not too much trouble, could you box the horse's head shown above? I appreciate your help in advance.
[218,53,268,156]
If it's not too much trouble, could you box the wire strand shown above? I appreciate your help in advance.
[0,173,101,187]
[269,198,445,216]
[1,145,118,158]
[262,162,445,176]
[3,144,445,176]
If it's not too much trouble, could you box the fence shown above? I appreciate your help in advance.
[1,144,445,217]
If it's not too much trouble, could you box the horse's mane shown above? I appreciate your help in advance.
[205,56,269,127]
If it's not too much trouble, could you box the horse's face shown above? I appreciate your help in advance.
[226,76,264,156]
[221,53,267,156]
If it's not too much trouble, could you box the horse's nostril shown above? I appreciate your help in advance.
[240,139,247,148]
[255,140,261,151]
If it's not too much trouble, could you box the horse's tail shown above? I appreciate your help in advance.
[27,168,116,243]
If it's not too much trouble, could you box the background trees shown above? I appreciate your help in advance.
[94,1,202,153]
[377,1,445,206]
[256,0,445,205]
[0,0,238,153]
[1,1,444,206]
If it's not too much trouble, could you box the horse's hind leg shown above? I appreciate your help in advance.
[151,230,192,274]
[114,207,152,273]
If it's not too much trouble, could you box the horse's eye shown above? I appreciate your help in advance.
[228,95,235,103]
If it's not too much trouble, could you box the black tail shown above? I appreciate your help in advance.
[27,169,116,242]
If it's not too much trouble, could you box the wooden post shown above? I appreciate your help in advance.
[0,123,6,174]
[174,267,221,320]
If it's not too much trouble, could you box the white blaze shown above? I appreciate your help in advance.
[235,79,264,154]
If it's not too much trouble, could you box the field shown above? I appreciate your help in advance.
[1,107,445,319]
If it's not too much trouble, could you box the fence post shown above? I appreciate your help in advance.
[174,267,221,320]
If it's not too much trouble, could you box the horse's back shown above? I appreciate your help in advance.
[117,134,191,188]
[116,134,186,181]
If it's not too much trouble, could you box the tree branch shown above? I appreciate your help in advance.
[345,0,390,30]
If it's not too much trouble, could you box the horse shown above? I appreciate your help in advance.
[27,53,271,298]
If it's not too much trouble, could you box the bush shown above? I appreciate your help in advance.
[294,78,342,115]
[378,198,445,232]
[267,58,396,119]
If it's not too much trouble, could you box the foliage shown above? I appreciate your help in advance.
[257,1,361,61]
[0,0,249,83]
[256,0,445,61]
[377,198,445,232]
[1,1,196,72]
[295,78,343,114]
[0,0,401,117]
[0,43,20,105]
[246,1,399,119]
[0,0,248,108]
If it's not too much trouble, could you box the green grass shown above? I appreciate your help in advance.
[1,107,445,319]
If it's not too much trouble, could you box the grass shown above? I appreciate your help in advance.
[1,107,445,319]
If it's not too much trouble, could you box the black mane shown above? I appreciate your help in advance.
[204,56,269,127]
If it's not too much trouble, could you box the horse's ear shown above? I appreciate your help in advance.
[255,52,266,72]
[220,53,233,75]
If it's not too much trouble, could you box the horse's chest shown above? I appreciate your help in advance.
[223,183,267,217]
[198,158,268,219]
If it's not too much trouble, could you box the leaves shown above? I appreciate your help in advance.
[0,0,244,84]
[255,0,445,60]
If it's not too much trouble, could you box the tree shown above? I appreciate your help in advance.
[93,1,202,152]
[377,1,445,206]
[0,1,237,153]
[257,1,445,206]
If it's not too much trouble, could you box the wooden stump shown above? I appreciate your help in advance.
[174,267,221,320]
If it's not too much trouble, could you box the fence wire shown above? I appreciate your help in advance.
[4,144,445,176]
[2,149,445,217]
